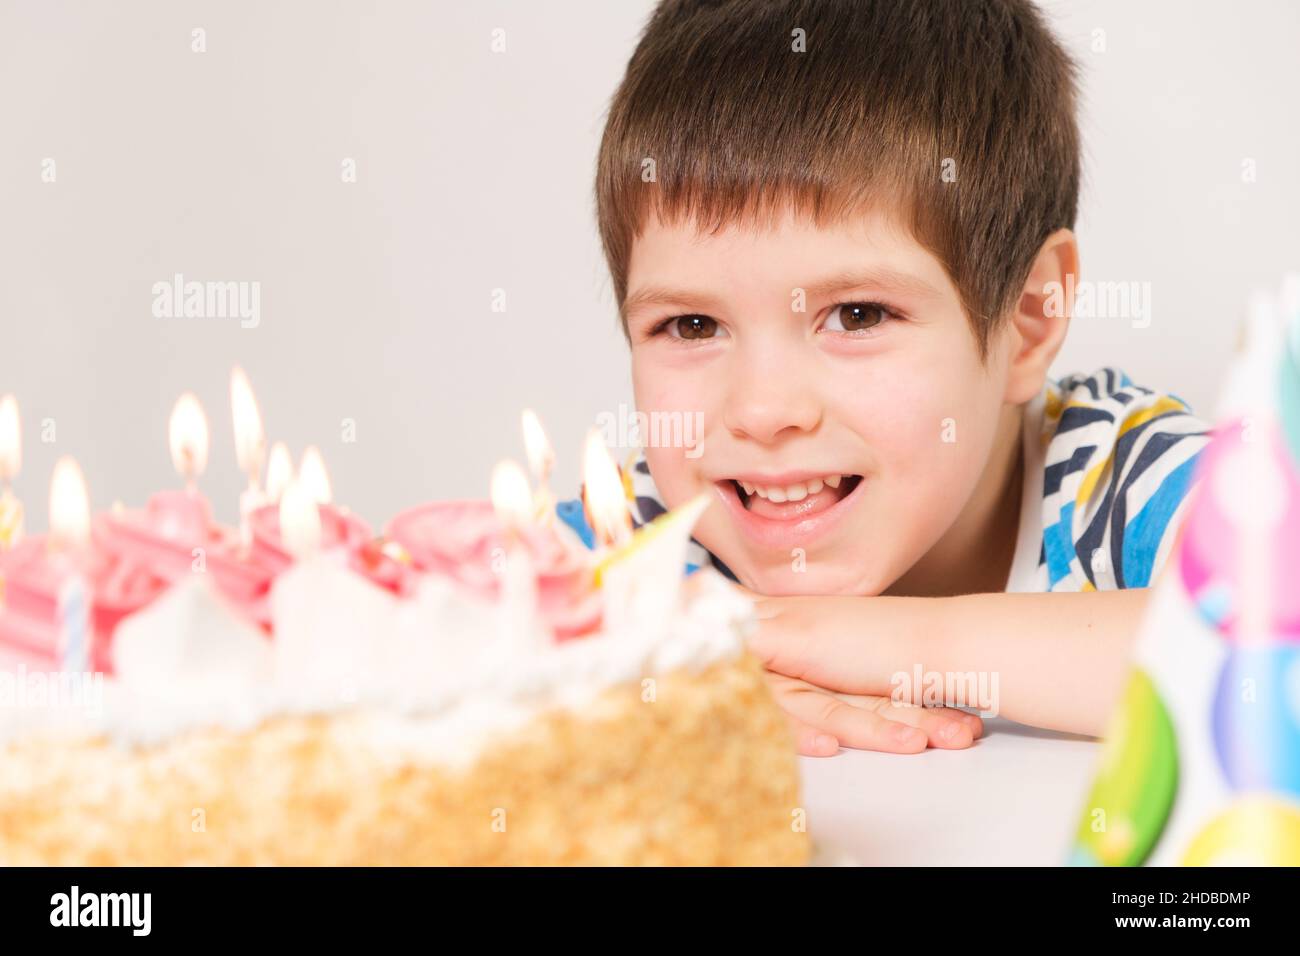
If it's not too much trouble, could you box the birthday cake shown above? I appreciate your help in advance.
[0,387,806,866]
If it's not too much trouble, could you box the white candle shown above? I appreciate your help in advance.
[490,459,544,647]
[48,456,92,671]
[230,366,267,546]
[56,575,90,673]
[298,446,332,505]
[521,408,556,523]
[264,442,293,504]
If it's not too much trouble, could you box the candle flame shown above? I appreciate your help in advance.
[521,409,554,481]
[279,478,321,560]
[490,459,534,531]
[583,429,632,547]
[0,394,19,483]
[298,446,332,505]
[168,392,210,482]
[230,366,266,480]
[265,442,293,504]
[48,456,91,551]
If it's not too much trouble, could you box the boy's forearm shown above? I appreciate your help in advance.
[922,589,1151,736]
[753,587,1153,738]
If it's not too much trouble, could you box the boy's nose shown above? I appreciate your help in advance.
[722,350,823,444]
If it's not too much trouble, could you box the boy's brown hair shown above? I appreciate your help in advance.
[595,0,1080,359]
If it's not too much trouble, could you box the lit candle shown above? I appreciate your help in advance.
[95,391,276,634]
[169,392,209,491]
[48,457,92,672]
[491,459,542,646]
[298,446,332,505]
[248,446,371,576]
[582,429,633,548]
[144,392,216,541]
[231,366,267,546]
[1,456,177,672]
[521,409,556,523]
[582,431,713,635]
[0,395,23,549]
[491,459,534,534]
[264,441,293,505]
[98,392,216,546]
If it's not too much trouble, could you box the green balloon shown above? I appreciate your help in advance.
[1073,669,1179,866]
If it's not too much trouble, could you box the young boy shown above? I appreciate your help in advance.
[568,0,1210,755]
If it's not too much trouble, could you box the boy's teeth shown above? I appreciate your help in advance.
[739,475,849,502]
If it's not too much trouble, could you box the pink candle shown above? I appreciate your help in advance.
[0,457,163,673]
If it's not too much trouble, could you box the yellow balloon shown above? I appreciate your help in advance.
[1183,797,1300,866]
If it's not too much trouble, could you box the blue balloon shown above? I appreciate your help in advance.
[1213,646,1300,797]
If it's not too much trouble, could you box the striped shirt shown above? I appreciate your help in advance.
[1007,367,1210,592]
[557,368,1212,593]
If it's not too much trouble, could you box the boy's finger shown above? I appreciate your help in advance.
[874,702,975,749]
[956,709,985,739]
[836,690,985,742]
[787,690,928,754]
[909,704,985,740]
[784,715,840,757]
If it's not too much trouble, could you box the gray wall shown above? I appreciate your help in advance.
[2,0,1297,530]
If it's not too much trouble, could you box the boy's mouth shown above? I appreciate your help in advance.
[715,471,863,522]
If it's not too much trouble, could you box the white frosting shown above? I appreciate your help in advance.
[0,565,752,768]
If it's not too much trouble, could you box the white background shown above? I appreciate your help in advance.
[2,0,1298,529]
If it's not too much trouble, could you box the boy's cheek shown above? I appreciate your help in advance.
[641,444,702,507]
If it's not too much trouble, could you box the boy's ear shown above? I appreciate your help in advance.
[1002,228,1078,405]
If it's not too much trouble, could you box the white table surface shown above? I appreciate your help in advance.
[801,718,1102,866]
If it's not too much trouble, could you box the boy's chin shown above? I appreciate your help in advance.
[731,562,886,598]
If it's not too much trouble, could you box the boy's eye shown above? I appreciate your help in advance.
[665,314,723,340]
[823,302,890,333]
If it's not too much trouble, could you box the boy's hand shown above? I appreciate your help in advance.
[748,593,983,756]
[767,672,982,757]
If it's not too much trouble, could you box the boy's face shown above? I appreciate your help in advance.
[625,206,1015,596]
